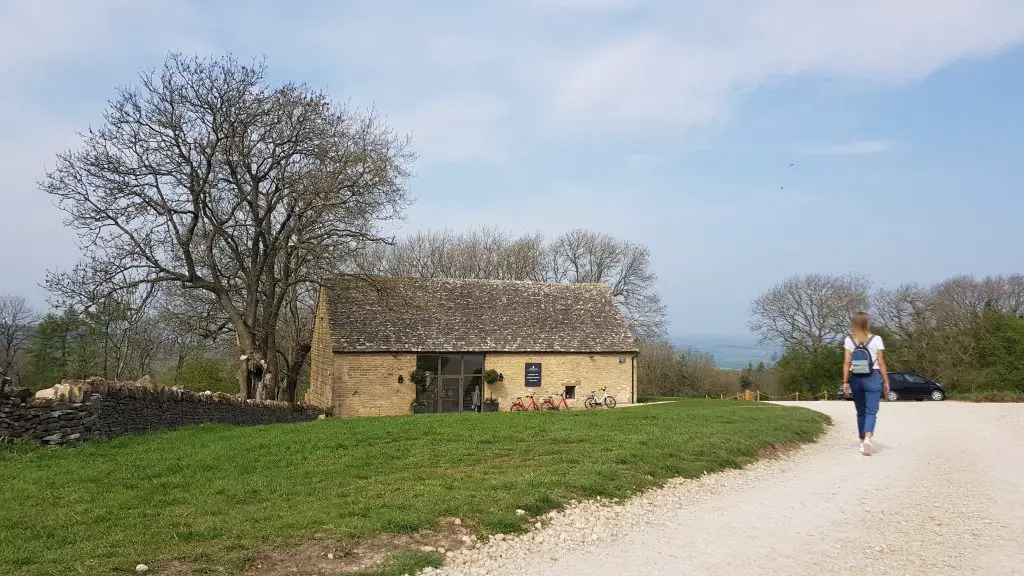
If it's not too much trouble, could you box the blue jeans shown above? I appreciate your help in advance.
[850,371,882,439]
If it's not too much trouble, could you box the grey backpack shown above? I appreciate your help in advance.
[849,335,876,375]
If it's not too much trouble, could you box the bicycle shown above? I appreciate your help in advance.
[509,394,541,412]
[584,387,617,409]
[540,393,570,411]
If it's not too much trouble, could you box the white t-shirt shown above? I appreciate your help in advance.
[844,334,885,368]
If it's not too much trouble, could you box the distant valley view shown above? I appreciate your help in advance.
[670,335,781,370]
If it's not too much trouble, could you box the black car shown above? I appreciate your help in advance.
[837,372,946,402]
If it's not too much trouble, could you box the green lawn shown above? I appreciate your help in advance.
[0,401,829,575]
[949,391,1024,402]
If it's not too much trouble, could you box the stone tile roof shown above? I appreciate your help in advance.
[320,275,637,353]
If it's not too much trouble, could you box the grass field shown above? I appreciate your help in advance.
[949,391,1024,402]
[0,401,829,575]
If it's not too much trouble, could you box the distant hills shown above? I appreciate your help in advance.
[669,334,782,370]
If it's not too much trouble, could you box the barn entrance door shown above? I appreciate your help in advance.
[417,354,485,413]
[439,376,461,412]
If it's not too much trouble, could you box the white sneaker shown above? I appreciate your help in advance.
[862,438,872,456]
[859,442,865,454]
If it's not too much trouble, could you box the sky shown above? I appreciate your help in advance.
[2,0,1024,338]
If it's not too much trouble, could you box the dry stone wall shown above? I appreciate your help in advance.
[0,379,322,447]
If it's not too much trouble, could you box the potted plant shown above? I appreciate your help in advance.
[410,369,430,392]
[410,400,428,414]
[481,397,500,412]
[483,369,503,385]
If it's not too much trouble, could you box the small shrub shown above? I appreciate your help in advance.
[157,358,237,394]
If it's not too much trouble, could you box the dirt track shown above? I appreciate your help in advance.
[432,401,1024,576]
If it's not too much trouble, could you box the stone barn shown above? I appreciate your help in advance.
[306,276,638,417]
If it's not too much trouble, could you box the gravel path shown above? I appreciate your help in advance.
[429,401,1024,576]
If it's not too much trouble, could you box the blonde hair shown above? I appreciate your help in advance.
[851,312,872,345]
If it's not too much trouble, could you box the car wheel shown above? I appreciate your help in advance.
[887,391,899,402]
[931,390,945,401]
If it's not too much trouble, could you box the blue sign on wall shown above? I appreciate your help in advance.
[525,363,542,387]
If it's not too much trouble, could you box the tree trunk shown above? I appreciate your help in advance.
[175,352,185,385]
[282,343,311,403]
[265,324,279,401]
[241,351,271,400]
[234,325,256,397]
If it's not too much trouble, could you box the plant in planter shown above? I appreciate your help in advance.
[409,400,428,414]
[410,369,431,392]
[481,370,502,412]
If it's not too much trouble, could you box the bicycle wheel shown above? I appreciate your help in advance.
[510,404,523,413]
[584,397,597,409]
[604,396,617,408]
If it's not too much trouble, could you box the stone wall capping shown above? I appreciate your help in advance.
[2,378,322,446]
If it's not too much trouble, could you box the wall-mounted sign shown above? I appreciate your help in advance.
[525,363,542,387]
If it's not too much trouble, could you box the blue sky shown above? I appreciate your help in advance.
[2,0,1024,337]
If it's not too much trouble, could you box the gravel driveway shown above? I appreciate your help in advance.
[430,401,1024,576]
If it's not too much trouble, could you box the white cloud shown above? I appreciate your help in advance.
[306,0,1024,150]
[3,0,1024,164]
[546,0,1024,131]
[799,140,895,156]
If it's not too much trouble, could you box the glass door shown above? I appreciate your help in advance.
[462,376,482,412]
[439,376,461,412]
[414,354,486,413]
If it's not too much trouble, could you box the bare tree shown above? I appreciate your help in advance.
[873,283,932,341]
[360,227,667,338]
[1000,275,1024,316]
[978,274,1024,316]
[45,272,158,380]
[276,282,317,402]
[361,227,549,282]
[548,229,667,339]
[43,53,413,399]
[931,276,991,331]
[0,295,37,387]
[636,339,723,397]
[749,273,871,351]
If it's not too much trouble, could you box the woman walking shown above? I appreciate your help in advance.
[843,312,890,456]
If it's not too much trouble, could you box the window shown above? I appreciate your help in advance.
[564,385,576,400]
[463,354,484,376]
[414,354,488,413]
[439,355,462,376]
[416,355,439,374]
[904,373,926,384]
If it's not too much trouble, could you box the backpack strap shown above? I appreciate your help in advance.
[852,334,875,347]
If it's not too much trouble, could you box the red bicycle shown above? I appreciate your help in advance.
[509,394,541,412]
[540,393,570,411]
